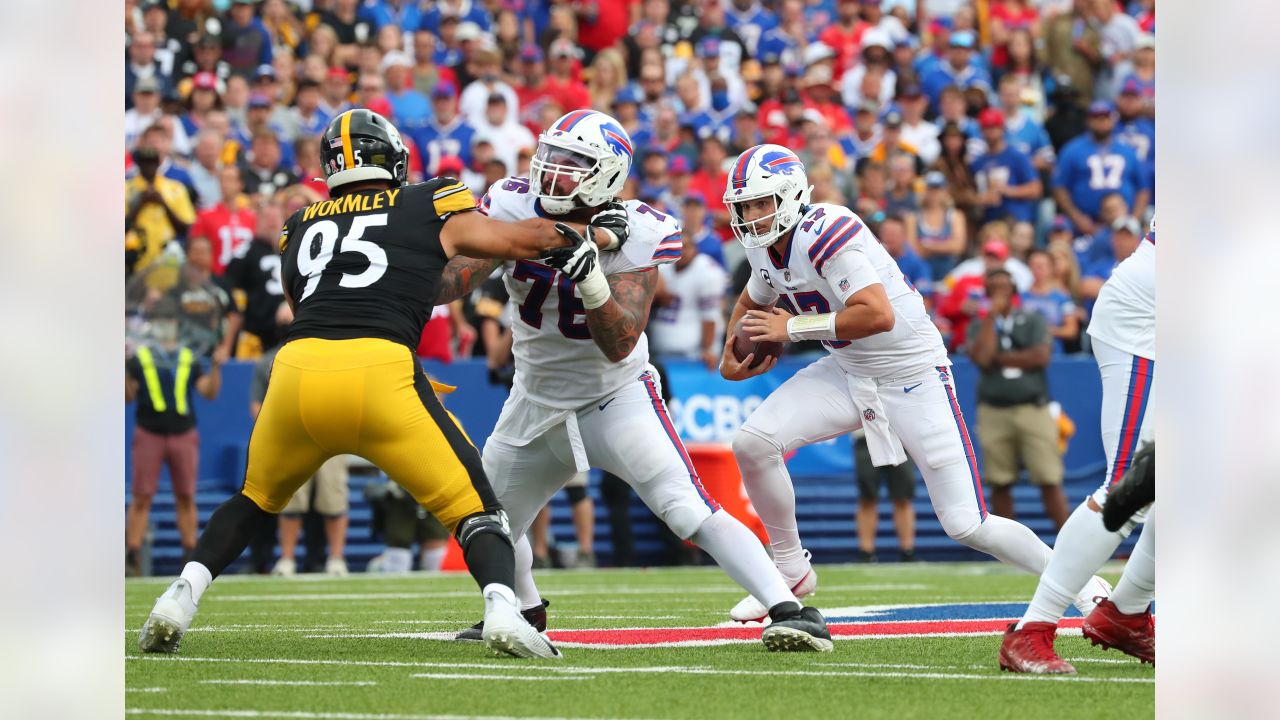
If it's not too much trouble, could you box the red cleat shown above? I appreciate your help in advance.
[1082,599,1155,665]
[998,622,1077,674]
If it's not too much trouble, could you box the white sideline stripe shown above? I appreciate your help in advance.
[151,584,930,604]
[126,709,625,720]
[127,656,1151,684]
[409,673,591,682]
[200,680,378,687]
[127,687,168,693]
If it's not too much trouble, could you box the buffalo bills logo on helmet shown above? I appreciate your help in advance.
[598,120,633,160]
[760,150,803,176]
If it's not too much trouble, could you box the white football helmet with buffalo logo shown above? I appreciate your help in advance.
[530,109,634,215]
[722,143,812,248]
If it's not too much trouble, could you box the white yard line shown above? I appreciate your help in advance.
[126,709,625,720]
[409,673,592,682]
[127,655,1151,684]
[200,680,378,687]
[127,687,168,693]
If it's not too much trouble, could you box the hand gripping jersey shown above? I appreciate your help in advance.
[743,203,950,378]
[1087,217,1155,361]
[481,176,682,408]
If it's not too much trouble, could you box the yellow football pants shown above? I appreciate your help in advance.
[241,337,495,532]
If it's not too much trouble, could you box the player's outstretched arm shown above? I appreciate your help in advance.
[441,211,587,260]
[435,256,504,305]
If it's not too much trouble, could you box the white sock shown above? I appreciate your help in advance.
[1109,508,1155,614]
[419,546,445,572]
[691,510,795,610]
[180,562,213,605]
[956,514,1053,574]
[381,547,413,572]
[1018,501,1125,628]
[733,430,805,571]
[513,534,543,611]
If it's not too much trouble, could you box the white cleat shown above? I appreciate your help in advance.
[1073,575,1114,616]
[138,579,198,653]
[730,555,819,624]
[481,592,562,659]
[325,556,349,577]
[270,557,297,577]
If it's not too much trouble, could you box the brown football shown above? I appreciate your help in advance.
[731,318,784,369]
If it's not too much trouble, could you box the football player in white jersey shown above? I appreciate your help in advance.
[717,144,1111,623]
[436,112,833,651]
[1000,217,1155,674]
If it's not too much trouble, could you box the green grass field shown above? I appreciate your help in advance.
[125,563,1153,719]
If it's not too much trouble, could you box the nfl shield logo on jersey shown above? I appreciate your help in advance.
[838,278,850,293]
[863,408,876,422]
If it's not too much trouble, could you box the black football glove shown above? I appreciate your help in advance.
[1102,441,1154,532]
[543,223,601,283]
[587,202,629,251]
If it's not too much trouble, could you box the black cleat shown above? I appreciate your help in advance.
[761,602,834,652]
[455,598,549,641]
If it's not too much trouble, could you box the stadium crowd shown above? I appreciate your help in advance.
[124,0,1154,571]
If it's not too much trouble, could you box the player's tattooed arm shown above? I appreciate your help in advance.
[585,268,658,363]
[434,256,503,305]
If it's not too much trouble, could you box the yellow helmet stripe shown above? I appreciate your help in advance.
[340,111,355,170]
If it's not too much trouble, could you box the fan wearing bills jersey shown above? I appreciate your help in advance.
[1000,217,1156,675]
[719,144,1112,623]
[436,111,833,652]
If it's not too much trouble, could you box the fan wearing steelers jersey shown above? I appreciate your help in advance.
[719,144,1111,624]
[139,109,614,660]
[436,111,833,652]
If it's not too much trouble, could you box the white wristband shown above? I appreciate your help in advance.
[786,312,838,342]
[577,267,612,309]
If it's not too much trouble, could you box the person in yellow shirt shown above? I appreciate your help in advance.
[126,146,196,274]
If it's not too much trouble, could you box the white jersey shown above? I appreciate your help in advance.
[744,203,949,378]
[650,254,729,358]
[1087,220,1155,361]
[481,177,682,409]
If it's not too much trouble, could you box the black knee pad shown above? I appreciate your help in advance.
[455,509,513,551]
[566,485,588,504]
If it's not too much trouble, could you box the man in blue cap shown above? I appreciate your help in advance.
[921,30,992,115]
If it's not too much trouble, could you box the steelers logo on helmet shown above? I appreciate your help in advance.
[320,109,409,190]
[530,110,633,215]
[723,143,813,248]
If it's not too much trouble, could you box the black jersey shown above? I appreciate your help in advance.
[279,177,477,349]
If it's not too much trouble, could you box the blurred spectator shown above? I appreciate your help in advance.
[1123,34,1156,116]
[126,146,196,275]
[688,0,748,75]
[680,194,725,268]
[131,122,196,200]
[320,66,353,117]
[971,108,1042,227]
[461,44,519,126]
[139,1,182,77]
[251,303,351,578]
[967,268,1069,529]
[931,121,983,231]
[189,166,257,277]
[411,29,458,99]
[853,431,918,563]
[181,33,232,86]
[1114,77,1155,198]
[637,151,671,207]
[473,93,536,175]
[167,234,239,360]
[283,78,331,141]
[988,0,1041,71]
[222,0,274,76]
[587,48,629,113]
[1078,214,1141,305]
[884,154,921,216]
[380,52,430,131]
[854,160,888,218]
[995,29,1048,121]
[125,296,226,576]
[921,31,992,114]
[420,0,491,37]
[650,235,728,369]
[417,301,476,363]
[125,76,168,150]
[939,237,1032,352]
[180,71,224,140]
[996,74,1056,173]
[688,136,732,241]
[688,73,738,145]
[1052,101,1148,234]
[252,64,293,134]
[868,213,929,310]
[1042,0,1101,108]
[410,81,476,176]
[126,31,172,109]
[188,131,226,209]
[1022,248,1081,355]
[897,83,940,165]
[241,130,300,197]
[817,0,863,78]
[261,0,306,56]
[912,170,969,281]
[839,31,896,109]
[725,0,779,58]
[223,202,287,358]
[1093,0,1143,98]
[869,110,920,171]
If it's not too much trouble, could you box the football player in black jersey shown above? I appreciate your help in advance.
[139,109,627,659]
